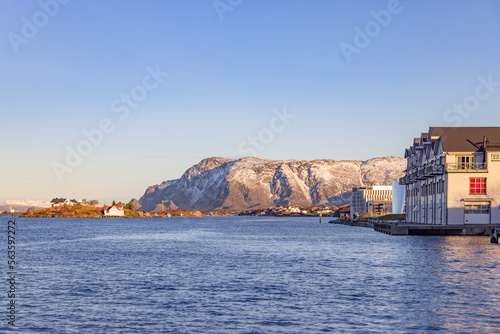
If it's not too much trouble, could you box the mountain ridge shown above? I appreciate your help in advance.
[139,156,406,211]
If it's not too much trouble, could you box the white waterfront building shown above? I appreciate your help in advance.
[350,186,393,217]
[400,127,500,225]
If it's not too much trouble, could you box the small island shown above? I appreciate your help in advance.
[21,204,142,218]
[18,201,209,218]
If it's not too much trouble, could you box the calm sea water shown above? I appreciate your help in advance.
[2,216,500,333]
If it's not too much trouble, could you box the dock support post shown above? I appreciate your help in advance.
[491,226,499,244]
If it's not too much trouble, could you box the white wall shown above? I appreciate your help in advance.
[392,180,405,214]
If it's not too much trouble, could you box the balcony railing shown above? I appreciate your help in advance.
[400,162,484,184]
[411,172,418,181]
[399,175,411,185]
[425,164,445,176]
[417,168,426,179]
[446,163,487,172]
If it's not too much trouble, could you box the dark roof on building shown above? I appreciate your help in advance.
[50,198,66,203]
[429,127,500,152]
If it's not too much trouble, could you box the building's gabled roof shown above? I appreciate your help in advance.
[433,137,443,157]
[429,127,500,152]
[104,205,124,211]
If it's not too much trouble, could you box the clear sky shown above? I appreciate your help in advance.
[1,0,500,204]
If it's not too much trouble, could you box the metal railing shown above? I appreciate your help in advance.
[400,162,485,184]
[446,163,487,172]
[409,172,417,182]
[425,164,445,176]
[417,168,426,179]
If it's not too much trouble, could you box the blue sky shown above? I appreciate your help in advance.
[1,0,500,204]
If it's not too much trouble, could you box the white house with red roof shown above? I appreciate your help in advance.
[104,206,125,217]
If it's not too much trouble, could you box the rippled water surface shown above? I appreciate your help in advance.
[2,216,500,333]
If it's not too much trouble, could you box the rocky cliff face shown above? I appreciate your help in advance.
[139,156,406,211]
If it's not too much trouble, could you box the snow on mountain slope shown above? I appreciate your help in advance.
[1,199,51,208]
[139,156,406,211]
[0,199,52,213]
[360,156,407,186]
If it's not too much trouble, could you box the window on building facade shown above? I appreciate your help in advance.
[458,156,473,169]
[464,203,490,214]
[470,178,486,194]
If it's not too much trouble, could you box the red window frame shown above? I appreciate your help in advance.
[469,178,486,194]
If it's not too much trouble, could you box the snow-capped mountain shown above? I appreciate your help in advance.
[0,199,51,213]
[139,156,406,211]
[1,199,51,208]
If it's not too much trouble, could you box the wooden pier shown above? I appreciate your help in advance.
[373,222,495,236]
[331,219,495,236]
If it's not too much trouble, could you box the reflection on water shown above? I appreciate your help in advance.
[435,237,500,332]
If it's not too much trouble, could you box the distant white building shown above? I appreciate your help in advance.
[400,127,500,225]
[351,186,393,217]
[64,199,78,206]
[104,206,125,217]
[392,180,406,214]
[50,198,78,207]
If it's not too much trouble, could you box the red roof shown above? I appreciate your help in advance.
[104,206,124,211]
